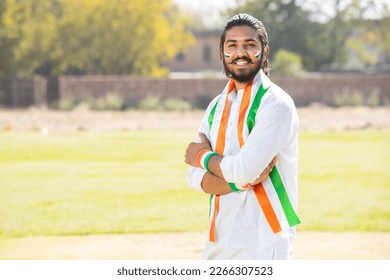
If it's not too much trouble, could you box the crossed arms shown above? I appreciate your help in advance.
[184,97,294,196]
[185,133,276,195]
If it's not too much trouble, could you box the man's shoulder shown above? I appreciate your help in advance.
[209,93,223,107]
[257,71,295,109]
[265,82,296,110]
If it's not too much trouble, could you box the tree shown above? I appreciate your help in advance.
[271,49,303,75]
[359,2,390,69]
[226,0,320,70]
[1,0,194,77]
[227,0,390,71]
[301,0,390,70]
[0,0,22,77]
[54,0,194,76]
[11,0,61,77]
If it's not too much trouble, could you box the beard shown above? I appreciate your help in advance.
[223,57,262,83]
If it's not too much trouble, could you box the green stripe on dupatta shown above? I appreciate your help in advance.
[269,167,301,226]
[247,83,269,133]
[247,81,300,227]
[208,100,219,129]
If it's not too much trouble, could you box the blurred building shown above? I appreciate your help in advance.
[168,25,390,75]
[165,31,223,75]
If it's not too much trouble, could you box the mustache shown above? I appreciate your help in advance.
[228,57,253,64]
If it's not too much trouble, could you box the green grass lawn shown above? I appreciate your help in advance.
[299,131,390,231]
[0,129,389,240]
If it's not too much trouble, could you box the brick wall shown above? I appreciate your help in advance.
[271,73,390,106]
[59,76,228,105]
[1,73,389,108]
[0,77,57,108]
[59,73,390,107]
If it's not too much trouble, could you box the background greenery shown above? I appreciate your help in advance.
[0,130,389,240]
[1,0,389,77]
[227,0,389,72]
[0,0,193,77]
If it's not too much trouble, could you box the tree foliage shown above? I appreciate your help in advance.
[0,0,194,77]
[0,0,21,76]
[227,0,317,69]
[271,49,303,75]
[227,0,389,71]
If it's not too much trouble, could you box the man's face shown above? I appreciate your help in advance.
[222,25,263,83]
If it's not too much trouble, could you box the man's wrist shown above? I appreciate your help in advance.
[196,149,209,167]
[197,149,218,173]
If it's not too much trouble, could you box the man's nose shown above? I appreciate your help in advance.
[236,45,248,56]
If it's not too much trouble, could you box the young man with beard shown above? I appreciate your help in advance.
[184,13,300,260]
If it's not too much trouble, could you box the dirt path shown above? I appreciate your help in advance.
[1,106,390,132]
[1,231,389,260]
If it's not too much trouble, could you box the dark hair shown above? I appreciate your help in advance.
[220,13,270,75]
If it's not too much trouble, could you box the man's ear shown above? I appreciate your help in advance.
[263,45,270,59]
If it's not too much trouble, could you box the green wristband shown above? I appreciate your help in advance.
[203,152,218,173]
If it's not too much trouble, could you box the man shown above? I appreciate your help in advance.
[184,13,300,260]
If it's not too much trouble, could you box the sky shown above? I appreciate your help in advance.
[171,0,333,26]
[172,0,238,11]
[172,0,388,25]
[172,0,238,26]
[172,0,238,10]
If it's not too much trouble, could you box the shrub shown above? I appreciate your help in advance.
[57,93,125,111]
[90,93,124,111]
[271,49,303,76]
[138,96,192,111]
[163,98,191,111]
[366,88,381,107]
[138,96,162,111]
[330,89,350,107]
[326,87,382,107]
[57,96,81,111]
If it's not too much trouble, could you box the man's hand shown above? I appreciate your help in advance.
[248,156,278,186]
[185,133,277,186]
[184,133,212,167]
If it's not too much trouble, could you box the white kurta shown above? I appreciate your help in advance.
[187,70,299,260]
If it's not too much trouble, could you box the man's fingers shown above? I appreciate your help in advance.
[268,156,278,171]
[265,156,277,173]
[198,133,209,144]
[250,156,279,186]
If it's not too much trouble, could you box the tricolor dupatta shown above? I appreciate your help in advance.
[207,71,300,242]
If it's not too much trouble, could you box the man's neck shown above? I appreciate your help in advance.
[234,80,250,91]
[232,69,262,90]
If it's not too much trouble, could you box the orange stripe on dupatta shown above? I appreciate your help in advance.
[209,80,235,242]
[237,80,253,148]
[253,183,282,233]
[209,195,220,242]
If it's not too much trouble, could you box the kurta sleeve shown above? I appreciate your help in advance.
[186,96,219,193]
[219,93,295,187]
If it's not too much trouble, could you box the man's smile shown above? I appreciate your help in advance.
[235,60,250,66]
